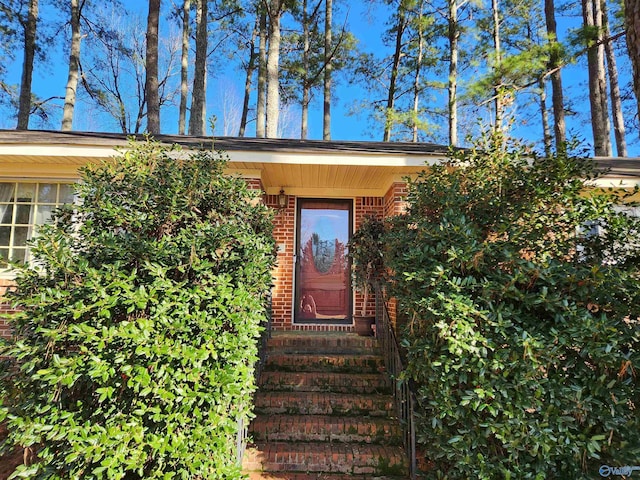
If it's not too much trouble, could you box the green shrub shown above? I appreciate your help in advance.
[0,140,276,479]
[348,215,386,316]
[385,134,640,479]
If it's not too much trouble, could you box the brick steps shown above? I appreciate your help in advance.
[250,414,403,445]
[267,353,385,373]
[266,333,378,355]
[243,331,408,477]
[246,472,407,480]
[243,442,408,476]
[254,391,395,416]
[259,371,390,394]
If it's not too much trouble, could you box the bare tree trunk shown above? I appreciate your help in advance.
[179,0,190,135]
[593,0,611,155]
[323,0,332,140]
[189,0,208,136]
[384,6,407,142]
[61,0,82,131]
[17,0,38,130]
[491,0,502,130]
[602,0,627,156]
[256,6,267,137]
[145,0,161,134]
[448,0,459,147]
[265,0,283,138]
[301,0,310,139]
[239,19,258,137]
[539,78,552,156]
[583,0,611,156]
[625,0,640,134]
[544,0,566,151]
[412,5,424,142]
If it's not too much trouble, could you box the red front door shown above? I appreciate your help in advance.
[294,199,352,324]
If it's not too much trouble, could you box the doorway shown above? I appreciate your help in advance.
[294,199,352,324]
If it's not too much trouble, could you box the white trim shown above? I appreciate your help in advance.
[0,144,119,159]
[0,143,444,169]
[587,177,640,189]
[290,196,298,327]
[225,150,443,168]
[0,176,79,183]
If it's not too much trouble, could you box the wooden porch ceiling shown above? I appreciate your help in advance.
[227,162,430,197]
[0,155,429,197]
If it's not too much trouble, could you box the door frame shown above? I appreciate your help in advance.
[293,197,353,325]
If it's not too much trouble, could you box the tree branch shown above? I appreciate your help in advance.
[476,29,626,107]
[305,12,350,87]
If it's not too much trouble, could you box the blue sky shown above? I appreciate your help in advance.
[2,1,638,156]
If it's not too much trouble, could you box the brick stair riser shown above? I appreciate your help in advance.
[253,392,395,417]
[267,335,378,355]
[266,354,385,374]
[243,443,409,476]
[249,415,403,445]
[246,473,407,480]
[259,372,390,395]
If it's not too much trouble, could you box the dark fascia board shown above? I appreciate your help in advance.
[591,158,640,178]
[0,129,451,156]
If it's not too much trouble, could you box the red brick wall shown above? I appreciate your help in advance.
[383,182,409,331]
[384,182,408,217]
[245,178,264,191]
[355,196,384,227]
[0,179,411,339]
[266,193,295,330]
[0,279,16,340]
[263,191,410,332]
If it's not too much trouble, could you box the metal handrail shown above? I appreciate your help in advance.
[375,288,418,479]
[254,295,272,382]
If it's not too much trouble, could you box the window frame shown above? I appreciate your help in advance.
[0,179,77,277]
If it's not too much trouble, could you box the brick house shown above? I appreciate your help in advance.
[2,129,640,478]
[0,130,449,338]
[1,130,639,339]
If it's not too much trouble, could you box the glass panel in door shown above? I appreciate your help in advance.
[295,199,352,323]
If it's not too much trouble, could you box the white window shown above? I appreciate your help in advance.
[614,205,640,218]
[0,182,75,267]
[577,204,640,265]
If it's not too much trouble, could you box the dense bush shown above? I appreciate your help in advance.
[0,140,276,479]
[348,215,386,316]
[384,134,640,479]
